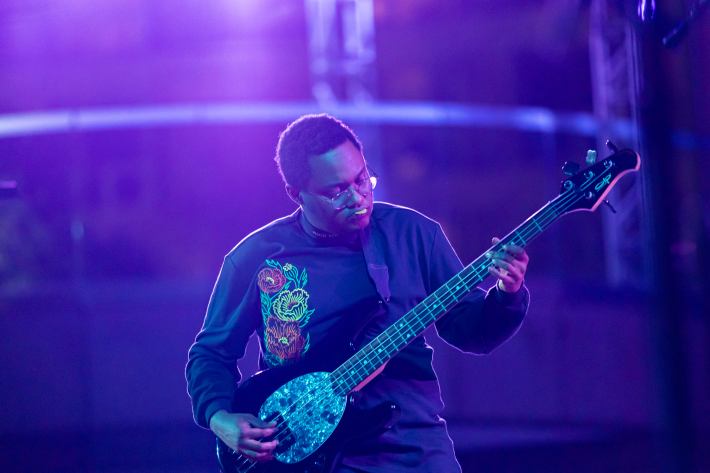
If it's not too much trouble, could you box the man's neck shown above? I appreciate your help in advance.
[299,211,360,246]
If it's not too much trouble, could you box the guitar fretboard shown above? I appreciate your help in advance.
[330,190,573,394]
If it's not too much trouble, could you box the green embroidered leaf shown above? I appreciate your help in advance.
[299,308,314,327]
[262,332,273,360]
[259,291,272,321]
[299,268,308,288]
[265,259,279,269]
[303,333,310,354]
[264,352,282,367]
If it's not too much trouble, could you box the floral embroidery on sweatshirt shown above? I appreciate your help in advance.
[257,260,313,366]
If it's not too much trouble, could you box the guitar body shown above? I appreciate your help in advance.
[217,363,400,473]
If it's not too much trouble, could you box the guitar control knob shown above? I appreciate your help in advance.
[586,149,597,165]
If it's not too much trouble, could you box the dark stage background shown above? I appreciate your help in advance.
[0,1,708,472]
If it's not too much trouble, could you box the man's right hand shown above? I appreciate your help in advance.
[210,410,279,462]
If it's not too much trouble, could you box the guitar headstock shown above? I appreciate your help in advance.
[559,146,640,214]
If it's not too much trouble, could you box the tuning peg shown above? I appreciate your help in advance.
[585,149,597,166]
[606,140,619,152]
[562,161,580,176]
[604,200,617,213]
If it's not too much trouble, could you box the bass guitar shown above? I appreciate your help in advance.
[217,145,641,473]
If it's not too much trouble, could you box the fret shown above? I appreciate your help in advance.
[428,292,444,313]
[451,273,466,293]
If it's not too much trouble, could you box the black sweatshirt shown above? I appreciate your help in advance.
[186,202,528,472]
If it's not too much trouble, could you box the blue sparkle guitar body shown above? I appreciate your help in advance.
[216,363,400,473]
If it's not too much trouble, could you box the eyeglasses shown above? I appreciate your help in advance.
[317,170,378,210]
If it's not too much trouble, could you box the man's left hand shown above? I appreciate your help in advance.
[487,237,529,293]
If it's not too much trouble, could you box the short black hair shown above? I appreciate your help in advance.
[275,114,363,190]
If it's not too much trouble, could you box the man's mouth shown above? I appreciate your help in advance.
[354,208,368,215]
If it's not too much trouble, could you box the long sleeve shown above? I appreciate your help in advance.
[185,253,261,429]
[430,224,529,354]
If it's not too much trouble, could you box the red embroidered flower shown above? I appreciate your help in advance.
[257,267,286,294]
[265,316,306,361]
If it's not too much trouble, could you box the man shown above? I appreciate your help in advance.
[186,114,529,472]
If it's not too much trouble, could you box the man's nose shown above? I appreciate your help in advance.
[345,185,365,207]
[348,186,365,205]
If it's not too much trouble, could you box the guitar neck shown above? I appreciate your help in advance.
[330,190,576,394]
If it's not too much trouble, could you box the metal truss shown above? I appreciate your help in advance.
[589,0,647,288]
[304,0,377,104]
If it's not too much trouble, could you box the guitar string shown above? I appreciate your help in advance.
[334,157,627,386]
[229,163,618,471]
[231,182,586,472]
[331,179,589,385]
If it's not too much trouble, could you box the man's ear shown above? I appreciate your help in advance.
[285,185,302,205]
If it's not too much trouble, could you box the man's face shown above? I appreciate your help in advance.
[297,140,374,235]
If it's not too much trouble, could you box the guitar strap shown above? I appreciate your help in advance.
[359,218,391,304]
